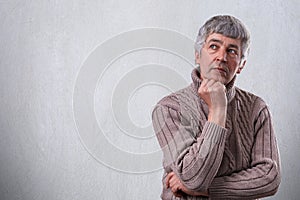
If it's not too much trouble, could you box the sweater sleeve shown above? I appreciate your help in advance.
[152,96,227,192]
[208,99,281,199]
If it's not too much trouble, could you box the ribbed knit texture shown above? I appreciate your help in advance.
[152,69,281,200]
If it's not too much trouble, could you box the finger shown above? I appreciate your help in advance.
[165,172,174,188]
[169,178,179,191]
[169,176,176,188]
[170,177,182,192]
[166,174,170,188]
[179,183,189,194]
[199,79,209,94]
[205,79,218,92]
[200,78,209,88]
[210,81,226,92]
[201,79,216,91]
[171,185,179,193]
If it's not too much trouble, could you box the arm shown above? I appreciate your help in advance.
[208,100,281,199]
[166,171,209,197]
[152,96,227,192]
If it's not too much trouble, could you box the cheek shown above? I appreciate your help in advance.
[200,53,213,65]
[228,60,240,71]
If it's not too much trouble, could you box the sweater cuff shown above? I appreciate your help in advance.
[202,122,227,144]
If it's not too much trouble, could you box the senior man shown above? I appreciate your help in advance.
[152,15,281,199]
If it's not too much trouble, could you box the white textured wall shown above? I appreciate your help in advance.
[1,0,299,199]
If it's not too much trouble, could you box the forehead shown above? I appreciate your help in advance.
[206,33,242,48]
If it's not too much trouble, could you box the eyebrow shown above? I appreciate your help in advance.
[208,38,240,49]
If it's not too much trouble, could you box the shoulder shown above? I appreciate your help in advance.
[155,84,196,111]
[234,87,270,119]
[235,87,267,107]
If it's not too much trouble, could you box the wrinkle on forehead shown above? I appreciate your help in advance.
[206,33,241,47]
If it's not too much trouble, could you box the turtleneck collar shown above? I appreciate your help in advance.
[191,68,236,103]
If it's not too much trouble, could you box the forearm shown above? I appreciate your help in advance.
[175,122,227,191]
[208,158,280,199]
[153,104,227,191]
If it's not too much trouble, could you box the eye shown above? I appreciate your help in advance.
[227,49,238,55]
[209,44,218,50]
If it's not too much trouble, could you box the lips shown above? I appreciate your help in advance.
[216,67,227,73]
[213,67,228,76]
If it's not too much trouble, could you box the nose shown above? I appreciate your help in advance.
[216,48,227,62]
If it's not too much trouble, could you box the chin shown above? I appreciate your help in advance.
[210,75,227,84]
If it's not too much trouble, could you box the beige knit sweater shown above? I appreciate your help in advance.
[152,69,281,199]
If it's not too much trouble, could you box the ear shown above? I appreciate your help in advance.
[237,60,246,74]
[195,51,201,63]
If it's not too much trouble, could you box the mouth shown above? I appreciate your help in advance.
[214,67,228,76]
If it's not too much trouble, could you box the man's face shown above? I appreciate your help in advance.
[195,33,245,85]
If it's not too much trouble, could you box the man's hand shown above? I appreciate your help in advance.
[166,172,185,197]
[198,79,227,127]
[166,172,209,197]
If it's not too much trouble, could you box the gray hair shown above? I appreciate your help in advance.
[194,15,250,60]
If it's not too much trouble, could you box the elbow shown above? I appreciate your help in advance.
[269,170,281,196]
[177,172,211,192]
[262,163,281,198]
[270,185,280,196]
[263,182,280,198]
[270,160,281,195]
